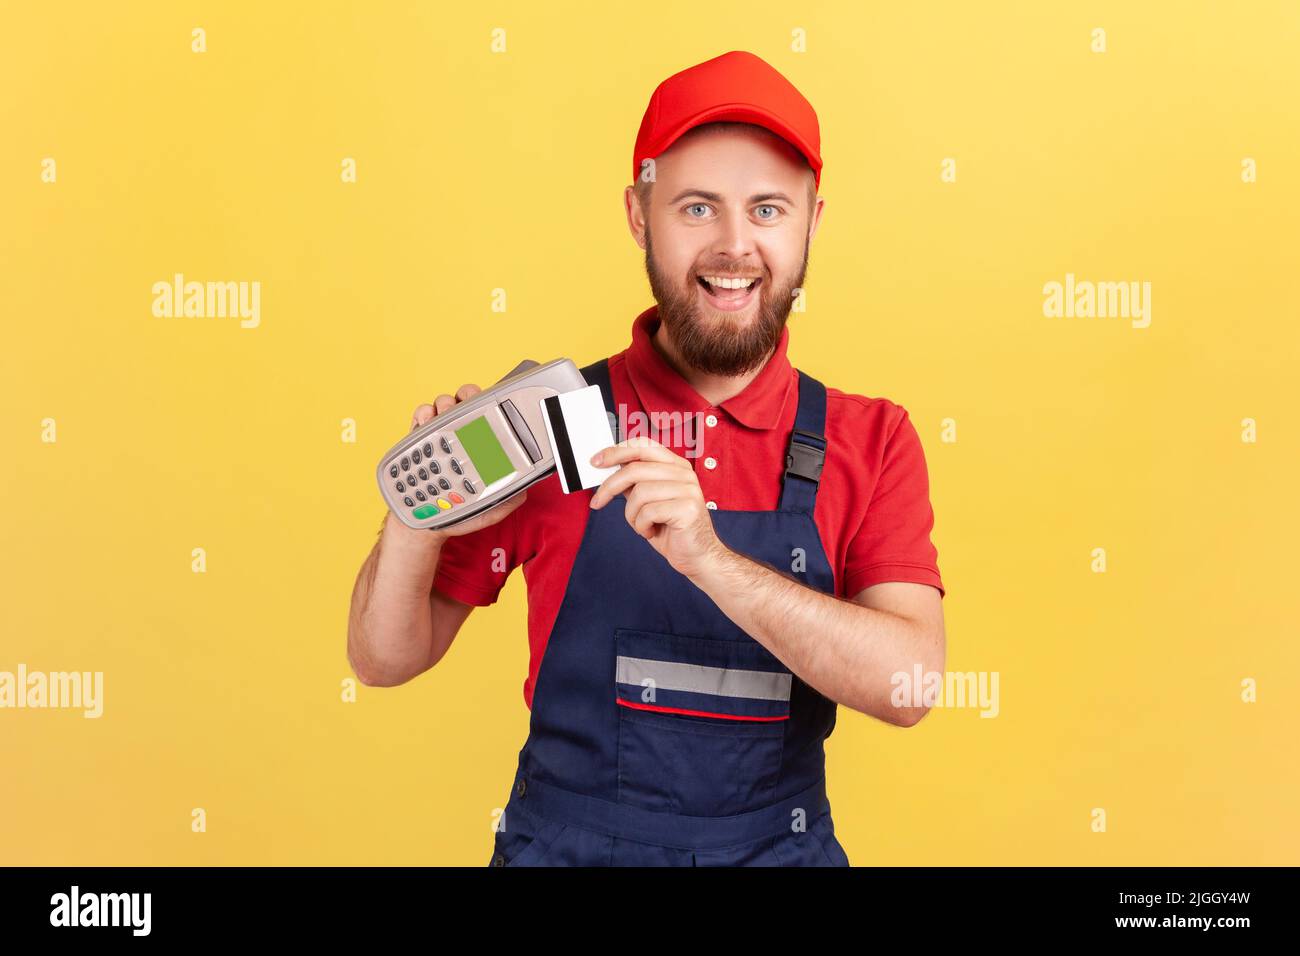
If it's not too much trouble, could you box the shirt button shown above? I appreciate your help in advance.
[705,414,718,428]
[706,500,717,510]
[516,778,527,798]
[704,456,717,470]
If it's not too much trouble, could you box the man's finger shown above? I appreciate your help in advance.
[631,498,682,539]
[623,480,698,527]
[590,461,687,509]
[411,403,436,429]
[591,436,683,469]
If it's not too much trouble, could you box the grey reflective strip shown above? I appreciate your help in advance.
[615,656,791,702]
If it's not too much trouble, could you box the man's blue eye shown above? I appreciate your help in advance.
[756,205,778,219]
[687,204,709,216]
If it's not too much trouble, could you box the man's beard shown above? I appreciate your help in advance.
[643,224,809,377]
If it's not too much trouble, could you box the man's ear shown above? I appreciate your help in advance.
[625,184,648,250]
[808,194,825,244]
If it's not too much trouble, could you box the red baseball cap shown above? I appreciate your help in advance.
[632,50,822,190]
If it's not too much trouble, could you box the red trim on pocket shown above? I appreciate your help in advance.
[616,698,789,722]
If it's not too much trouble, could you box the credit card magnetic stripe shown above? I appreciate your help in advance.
[543,393,582,493]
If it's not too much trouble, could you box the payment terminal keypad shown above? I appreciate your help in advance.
[387,431,494,521]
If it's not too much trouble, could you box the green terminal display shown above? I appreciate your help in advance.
[454,415,515,487]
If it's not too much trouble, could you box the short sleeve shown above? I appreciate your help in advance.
[431,505,519,607]
[843,408,945,598]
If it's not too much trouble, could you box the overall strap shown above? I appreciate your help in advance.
[779,370,828,514]
[579,357,622,442]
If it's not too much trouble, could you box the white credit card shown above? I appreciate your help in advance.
[541,385,619,493]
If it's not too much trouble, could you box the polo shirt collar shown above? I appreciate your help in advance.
[624,305,795,431]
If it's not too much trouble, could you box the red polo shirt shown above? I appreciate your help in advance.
[433,306,945,710]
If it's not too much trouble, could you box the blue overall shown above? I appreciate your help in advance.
[489,358,850,866]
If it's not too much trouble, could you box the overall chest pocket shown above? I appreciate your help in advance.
[614,628,791,816]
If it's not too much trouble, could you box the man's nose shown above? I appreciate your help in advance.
[710,208,760,262]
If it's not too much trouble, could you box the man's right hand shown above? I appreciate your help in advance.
[350,382,525,687]
[397,383,528,541]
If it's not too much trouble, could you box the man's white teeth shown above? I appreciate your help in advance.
[701,276,757,290]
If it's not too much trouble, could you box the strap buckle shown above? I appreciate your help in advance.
[784,428,826,483]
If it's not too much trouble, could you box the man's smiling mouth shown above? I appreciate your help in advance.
[696,274,762,309]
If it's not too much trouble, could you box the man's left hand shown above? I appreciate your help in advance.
[588,436,727,578]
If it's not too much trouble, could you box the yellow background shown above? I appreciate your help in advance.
[2,1,1297,865]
